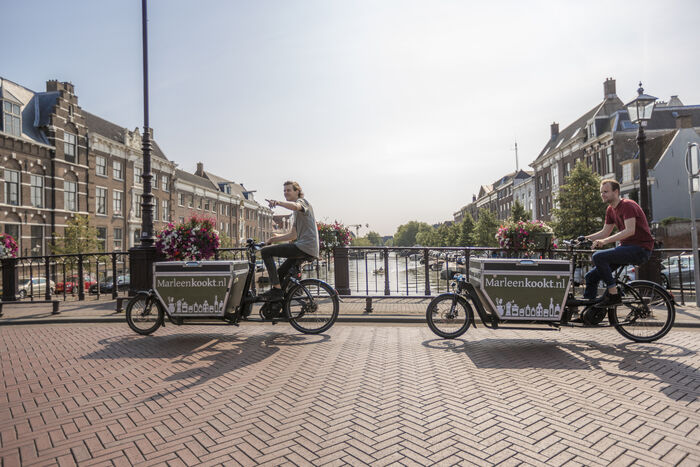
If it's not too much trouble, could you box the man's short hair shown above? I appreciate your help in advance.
[601,179,620,193]
[284,181,304,198]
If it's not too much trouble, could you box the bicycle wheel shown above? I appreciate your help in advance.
[126,292,164,336]
[609,281,675,343]
[426,294,472,339]
[284,279,339,334]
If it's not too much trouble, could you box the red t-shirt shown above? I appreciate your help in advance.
[605,199,654,251]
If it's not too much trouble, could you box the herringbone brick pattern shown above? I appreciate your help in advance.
[1,324,698,466]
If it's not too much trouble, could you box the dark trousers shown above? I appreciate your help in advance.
[260,243,309,287]
[583,245,651,299]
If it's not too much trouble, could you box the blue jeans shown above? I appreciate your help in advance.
[583,245,651,299]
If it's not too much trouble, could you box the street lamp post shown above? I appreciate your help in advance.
[129,0,157,294]
[626,83,657,282]
[625,82,657,220]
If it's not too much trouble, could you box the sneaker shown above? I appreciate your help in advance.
[595,293,621,308]
[260,287,284,302]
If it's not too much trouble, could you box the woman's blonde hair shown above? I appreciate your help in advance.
[284,180,304,198]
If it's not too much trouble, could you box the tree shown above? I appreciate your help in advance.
[551,160,607,239]
[470,209,499,247]
[510,200,531,223]
[416,227,440,246]
[393,221,432,246]
[457,213,475,246]
[366,231,383,246]
[351,236,372,246]
[437,222,459,246]
[51,215,102,255]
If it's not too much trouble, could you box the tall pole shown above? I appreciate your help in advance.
[140,0,154,246]
[513,140,519,171]
[686,143,700,306]
[637,124,650,221]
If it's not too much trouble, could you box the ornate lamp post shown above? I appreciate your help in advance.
[129,0,157,293]
[625,82,657,220]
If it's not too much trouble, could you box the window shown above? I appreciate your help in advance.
[134,195,142,218]
[113,191,123,215]
[606,147,613,174]
[113,161,123,180]
[188,195,193,208]
[64,133,76,163]
[133,229,141,246]
[161,200,169,222]
[3,101,21,137]
[623,164,633,183]
[153,200,158,220]
[153,174,158,190]
[96,156,107,176]
[551,166,559,188]
[178,193,185,206]
[5,169,20,206]
[178,216,185,224]
[113,228,123,251]
[30,175,44,208]
[564,162,571,178]
[597,152,603,174]
[161,176,169,192]
[96,187,107,215]
[198,197,202,209]
[96,227,106,251]
[64,181,77,211]
[204,199,210,211]
[30,225,43,256]
[134,166,142,185]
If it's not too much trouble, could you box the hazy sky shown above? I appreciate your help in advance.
[3,0,700,236]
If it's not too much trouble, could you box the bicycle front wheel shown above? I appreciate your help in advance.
[426,294,472,339]
[610,281,675,343]
[284,279,339,334]
[126,292,164,336]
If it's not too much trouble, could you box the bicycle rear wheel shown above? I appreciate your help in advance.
[126,292,164,336]
[609,282,675,343]
[426,294,472,339]
[284,279,339,334]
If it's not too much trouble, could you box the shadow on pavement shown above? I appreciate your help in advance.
[423,337,697,402]
[84,331,330,401]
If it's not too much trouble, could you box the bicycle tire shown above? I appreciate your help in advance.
[609,281,675,343]
[426,294,472,339]
[126,292,164,336]
[284,279,339,334]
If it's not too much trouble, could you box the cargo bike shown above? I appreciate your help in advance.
[426,239,675,343]
[125,239,340,335]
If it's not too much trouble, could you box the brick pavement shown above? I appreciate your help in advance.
[1,323,698,466]
[1,297,700,327]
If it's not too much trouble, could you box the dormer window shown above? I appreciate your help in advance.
[3,101,21,137]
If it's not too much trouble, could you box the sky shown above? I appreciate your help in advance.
[3,0,700,236]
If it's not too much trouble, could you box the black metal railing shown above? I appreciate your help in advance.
[0,246,695,304]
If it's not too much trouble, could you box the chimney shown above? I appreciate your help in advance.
[675,113,693,129]
[196,162,204,177]
[550,122,559,140]
[472,194,477,202]
[603,77,616,98]
[45,80,74,94]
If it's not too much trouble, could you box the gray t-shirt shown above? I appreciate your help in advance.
[293,198,319,258]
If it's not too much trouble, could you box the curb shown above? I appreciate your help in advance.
[1,316,699,328]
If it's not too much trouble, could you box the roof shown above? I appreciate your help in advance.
[203,171,246,197]
[85,111,124,143]
[175,169,219,191]
[533,96,625,165]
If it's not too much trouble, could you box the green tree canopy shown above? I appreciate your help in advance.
[510,200,531,223]
[551,160,607,239]
[351,236,372,246]
[366,231,383,246]
[470,209,499,247]
[416,226,440,246]
[393,221,432,246]
[457,213,475,246]
[51,215,102,255]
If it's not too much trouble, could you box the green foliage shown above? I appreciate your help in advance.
[351,236,372,246]
[457,213,475,246]
[551,161,607,239]
[393,221,433,246]
[366,231,383,246]
[415,227,440,246]
[51,215,102,255]
[659,216,689,226]
[471,209,499,247]
[219,235,237,249]
[510,200,531,223]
